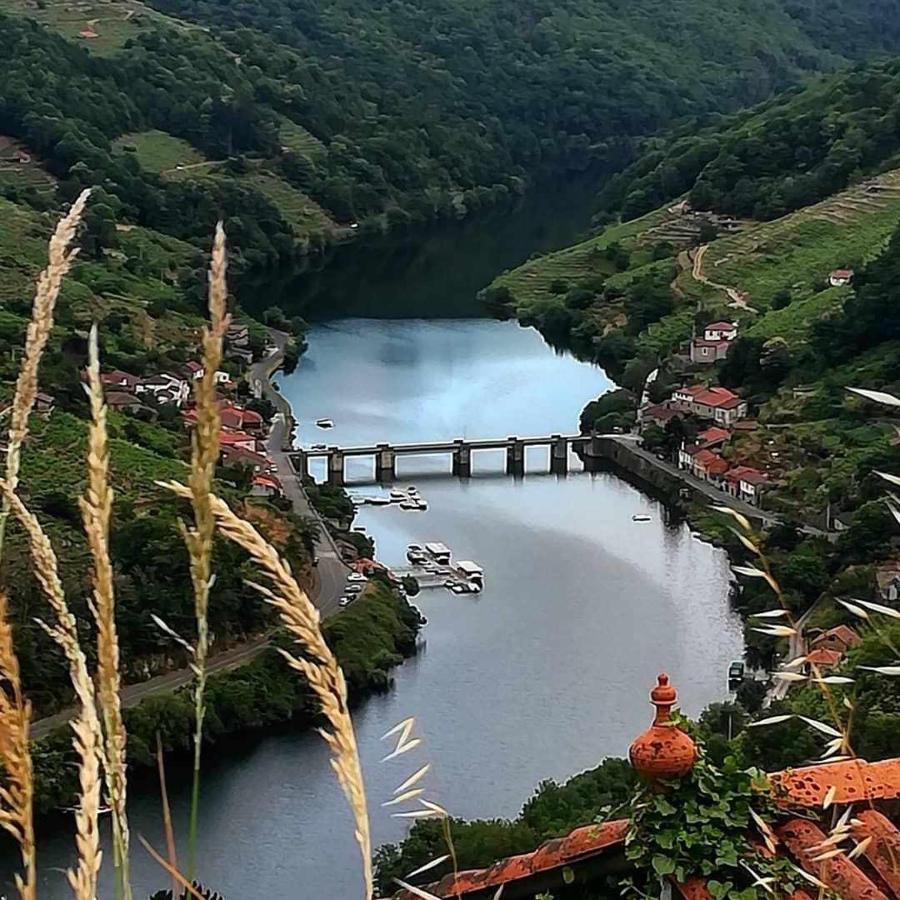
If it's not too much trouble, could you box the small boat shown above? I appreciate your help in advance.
[451,584,467,594]
[408,543,423,552]
[400,500,419,510]
[407,485,418,494]
[415,499,428,510]
[351,496,366,507]
[315,418,334,428]
[389,489,406,500]
[632,514,652,522]
[367,496,391,506]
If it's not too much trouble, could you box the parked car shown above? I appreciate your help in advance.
[347,573,367,582]
[339,596,352,608]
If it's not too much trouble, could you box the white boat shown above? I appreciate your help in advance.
[457,560,484,588]
[315,418,334,428]
[415,499,428,510]
[407,543,423,552]
[407,485,418,494]
[424,542,452,564]
[632,514,652,522]
[400,500,419,510]
[367,496,391,506]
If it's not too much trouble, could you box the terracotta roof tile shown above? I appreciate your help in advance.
[770,758,900,808]
[778,817,890,900]
[805,647,844,667]
[395,820,629,899]
[855,809,900,896]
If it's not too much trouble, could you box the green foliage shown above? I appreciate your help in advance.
[33,582,421,814]
[579,389,636,433]
[623,754,800,898]
[374,757,636,894]
[602,59,900,221]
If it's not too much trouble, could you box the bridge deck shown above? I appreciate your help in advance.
[293,434,588,456]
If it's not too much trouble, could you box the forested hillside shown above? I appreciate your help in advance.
[601,58,900,221]
[2,0,900,282]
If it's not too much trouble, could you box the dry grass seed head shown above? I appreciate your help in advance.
[161,481,373,898]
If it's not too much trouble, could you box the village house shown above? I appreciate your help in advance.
[134,373,190,407]
[183,361,233,386]
[221,444,270,473]
[388,673,900,900]
[689,448,729,484]
[876,560,900,602]
[689,321,739,365]
[104,391,147,414]
[829,268,854,287]
[810,624,862,655]
[804,647,844,672]
[218,430,261,454]
[638,402,681,430]
[671,384,747,427]
[34,392,55,416]
[182,402,265,434]
[100,369,141,392]
[250,473,283,498]
[225,344,254,366]
[724,464,769,506]
[226,323,250,347]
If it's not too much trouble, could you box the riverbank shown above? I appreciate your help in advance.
[30,579,422,817]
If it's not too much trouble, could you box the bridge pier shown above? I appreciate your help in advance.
[452,440,472,477]
[291,450,308,478]
[506,436,525,477]
[327,448,345,486]
[375,443,396,482]
[550,434,568,475]
[581,432,604,473]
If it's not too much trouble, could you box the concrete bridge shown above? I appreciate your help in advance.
[290,434,593,485]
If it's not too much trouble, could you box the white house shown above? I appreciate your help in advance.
[829,268,854,288]
[703,321,738,342]
[135,373,190,407]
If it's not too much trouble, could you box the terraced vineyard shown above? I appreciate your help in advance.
[278,117,326,161]
[0,137,56,199]
[679,168,900,331]
[113,130,208,175]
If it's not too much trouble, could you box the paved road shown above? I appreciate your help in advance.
[249,330,351,620]
[31,337,349,740]
[607,436,829,538]
[31,634,273,741]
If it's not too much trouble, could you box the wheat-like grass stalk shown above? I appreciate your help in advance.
[1,482,103,899]
[0,591,36,900]
[81,325,132,900]
[0,189,91,561]
[183,223,230,874]
[159,482,373,899]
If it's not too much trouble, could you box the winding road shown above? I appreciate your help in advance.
[32,335,349,741]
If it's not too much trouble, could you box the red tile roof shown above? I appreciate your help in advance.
[697,426,730,446]
[252,473,282,491]
[692,449,729,475]
[811,624,862,651]
[218,430,258,447]
[394,756,900,900]
[726,465,769,485]
[832,268,854,278]
[779,817,889,899]
[805,647,844,668]
[705,321,738,331]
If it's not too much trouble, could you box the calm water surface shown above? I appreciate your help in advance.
[21,319,742,899]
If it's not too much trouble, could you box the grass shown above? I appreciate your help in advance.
[0,0,192,56]
[0,137,56,199]
[680,169,900,313]
[489,207,669,313]
[238,170,336,236]
[278,116,326,160]
[113,131,207,175]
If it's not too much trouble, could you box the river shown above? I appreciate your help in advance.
[13,176,743,899]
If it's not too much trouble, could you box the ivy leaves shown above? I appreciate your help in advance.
[622,753,798,897]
